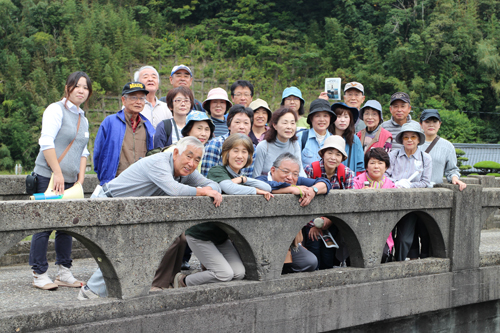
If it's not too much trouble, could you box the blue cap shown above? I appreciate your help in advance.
[181,111,215,139]
[281,87,304,103]
[360,100,383,120]
[171,65,193,77]
[331,102,359,124]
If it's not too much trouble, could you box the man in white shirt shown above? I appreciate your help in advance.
[134,66,172,129]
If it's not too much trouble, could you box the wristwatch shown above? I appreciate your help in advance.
[312,186,318,194]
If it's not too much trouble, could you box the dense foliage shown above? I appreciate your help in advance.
[1,0,500,170]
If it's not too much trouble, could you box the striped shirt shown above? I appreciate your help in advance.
[381,116,419,150]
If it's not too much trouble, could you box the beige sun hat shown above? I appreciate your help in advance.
[202,88,233,114]
[249,98,272,119]
[318,135,348,161]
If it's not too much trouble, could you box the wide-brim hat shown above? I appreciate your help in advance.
[318,135,348,161]
[307,99,336,126]
[360,100,383,120]
[181,111,215,139]
[331,102,359,124]
[395,122,425,145]
[249,98,272,120]
[281,87,305,104]
[202,88,233,114]
[122,82,149,96]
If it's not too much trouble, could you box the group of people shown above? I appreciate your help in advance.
[28,64,467,300]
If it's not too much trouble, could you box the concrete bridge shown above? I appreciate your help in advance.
[1,175,500,332]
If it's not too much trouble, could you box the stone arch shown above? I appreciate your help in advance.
[0,229,122,298]
[185,221,259,281]
[392,211,447,260]
[321,215,365,268]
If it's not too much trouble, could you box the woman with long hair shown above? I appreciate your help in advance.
[331,102,365,174]
[252,107,306,178]
[30,71,92,290]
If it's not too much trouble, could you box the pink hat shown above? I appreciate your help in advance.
[202,88,233,114]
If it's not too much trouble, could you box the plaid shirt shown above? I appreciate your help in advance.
[304,160,354,190]
[200,133,255,177]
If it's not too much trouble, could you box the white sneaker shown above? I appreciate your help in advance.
[77,285,100,300]
[54,265,86,288]
[32,271,58,290]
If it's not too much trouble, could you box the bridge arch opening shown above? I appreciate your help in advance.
[392,211,446,261]
[282,215,364,273]
[0,229,121,297]
[152,221,258,288]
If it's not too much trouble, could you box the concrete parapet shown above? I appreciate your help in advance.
[0,175,100,200]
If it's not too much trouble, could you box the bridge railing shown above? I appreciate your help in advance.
[1,173,499,299]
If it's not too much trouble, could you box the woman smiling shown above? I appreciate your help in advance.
[252,107,306,177]
[297,99,337,168]
[331,102,365,173]
[357,100,392,152]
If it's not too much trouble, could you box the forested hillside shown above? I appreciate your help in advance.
[1,0,500,170]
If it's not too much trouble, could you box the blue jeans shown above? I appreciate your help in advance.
[29,174,75,274]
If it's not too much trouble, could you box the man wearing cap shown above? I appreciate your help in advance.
[381,92,419,150]
[297,99,337,168]
[202,87,233,137]
[230,80,254,108]
[134,65,172,129]
[93,82,155,186]
[420,109,466,191]
[160,64,204,111]
[248,98,272,146]
[320,82,366,132]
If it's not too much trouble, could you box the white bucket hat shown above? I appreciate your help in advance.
[318,135,348,161]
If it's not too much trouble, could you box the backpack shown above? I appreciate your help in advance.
[311,161,346,189]
[145,119,180,156]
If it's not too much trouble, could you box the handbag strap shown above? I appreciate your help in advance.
[425,135,440,154]
[57,114,81,164]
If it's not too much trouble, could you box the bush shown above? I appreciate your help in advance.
[0,144,14,171]
[473,161,500,174]
[486,173,500,177]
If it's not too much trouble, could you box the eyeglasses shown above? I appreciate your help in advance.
[173,99,190,104]
[284,97,300,102]
[277,167,299,178]
[234,93,251,97]
[126,96,147,102]
[402,135,418,141]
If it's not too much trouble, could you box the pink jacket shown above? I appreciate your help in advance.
[353,172,396,189]
[353,171,395,250]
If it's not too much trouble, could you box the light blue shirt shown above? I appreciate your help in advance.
[297,128,332,169]
[385,146,432,188]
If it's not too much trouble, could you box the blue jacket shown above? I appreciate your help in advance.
[297,129,332,169]
[343,135,365,173]
[94,110,155,185]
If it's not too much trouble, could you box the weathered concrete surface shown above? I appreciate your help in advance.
[1,181,500,331]
[0,189,455,298]
[3,265,499,333]
[0,175,99,200]
[0,239,91,266]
